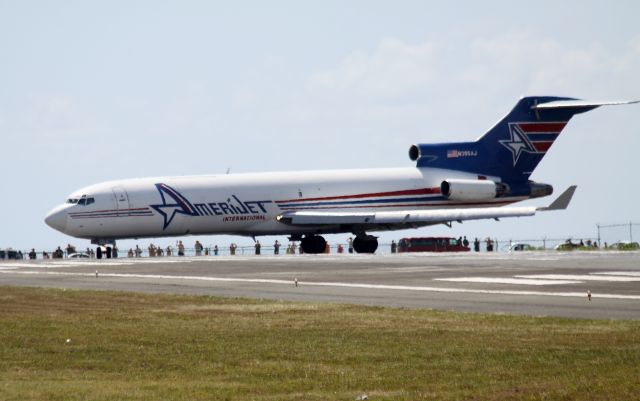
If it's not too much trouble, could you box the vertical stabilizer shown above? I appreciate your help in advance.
[411,96,636,182]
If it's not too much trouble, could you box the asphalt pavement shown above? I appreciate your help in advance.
[1,251,639,319]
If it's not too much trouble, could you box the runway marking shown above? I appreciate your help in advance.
[592,271,640,277]
[516,274,640,282]
[434,277,581,285]
[2,270,640,300]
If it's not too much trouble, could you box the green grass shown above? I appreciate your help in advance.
[1,286,639,401]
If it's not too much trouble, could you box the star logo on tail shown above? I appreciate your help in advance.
[150,183,199,230]
[499,124,538,165]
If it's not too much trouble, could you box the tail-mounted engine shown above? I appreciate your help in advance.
[440,179,553,201]
[440,179,506,201]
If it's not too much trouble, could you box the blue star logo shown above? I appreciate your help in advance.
[150,183,198,230]
[499,124,537,165]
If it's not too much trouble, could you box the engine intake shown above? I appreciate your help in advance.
[440,179,505,201]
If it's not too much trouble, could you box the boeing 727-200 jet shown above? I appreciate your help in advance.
[45,96,637,257]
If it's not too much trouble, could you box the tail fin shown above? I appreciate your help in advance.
[412,96,638,182]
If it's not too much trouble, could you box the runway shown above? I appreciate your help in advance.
[1,251,639,319]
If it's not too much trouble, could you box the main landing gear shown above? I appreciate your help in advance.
[353,236,378,254]
[300,235,327,254]
[299,234,379,254]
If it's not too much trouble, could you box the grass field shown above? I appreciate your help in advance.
[1,286,639,401]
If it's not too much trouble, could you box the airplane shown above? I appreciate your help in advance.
[45,96,637,258]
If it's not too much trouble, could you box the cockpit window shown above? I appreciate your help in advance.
[67,196,95,205]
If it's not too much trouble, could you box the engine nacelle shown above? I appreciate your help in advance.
[440,179,505,201]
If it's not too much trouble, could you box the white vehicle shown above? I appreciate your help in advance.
[508,243,535,252]
[45,97,637,258]
[67,252,90,259]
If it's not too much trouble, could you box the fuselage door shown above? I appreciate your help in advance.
[112,187,131,211]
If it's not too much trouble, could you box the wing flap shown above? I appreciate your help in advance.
[277,186,577,228]
[278,206,536,227]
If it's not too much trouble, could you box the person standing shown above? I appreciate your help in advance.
[213,245,219,256]
[195,240,203,256]
[255,240,261,255]
[347,237,354,254]
[274,240,280,255]
[230,243,237,255]
[390,240,397,254]
[485,238,493,252]
[463,236,469,248]
[473,238,480,252]
[178,241,185,256]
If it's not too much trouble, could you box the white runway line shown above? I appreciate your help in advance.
[592,271,640,277]
[2,270,640,300]
[434,277,581,285]
[516,274,640,282]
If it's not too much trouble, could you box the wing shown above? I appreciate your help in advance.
[276,186,577,232]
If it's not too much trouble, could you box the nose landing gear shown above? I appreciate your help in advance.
[96,246,112,259]
[92,239,116,259]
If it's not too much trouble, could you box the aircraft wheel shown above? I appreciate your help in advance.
[353,237,378,253]
[96,247,103,259]
[105,246,112,259]
[301,235,327,254]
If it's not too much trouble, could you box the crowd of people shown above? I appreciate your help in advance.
[6,235,619,260]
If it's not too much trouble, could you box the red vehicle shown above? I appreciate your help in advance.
[398,237,470,253]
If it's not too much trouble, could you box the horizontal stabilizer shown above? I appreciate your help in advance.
[533,99,639,110]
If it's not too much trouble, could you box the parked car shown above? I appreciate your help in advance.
[68,253,90,259]
[398,237,470,253]
[554,241,580,251]
[508,243,535,252]
[608,241,640,250]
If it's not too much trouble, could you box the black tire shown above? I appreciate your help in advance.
[353,237,378,253]
[300,235,327,254]
[96,247,103,259]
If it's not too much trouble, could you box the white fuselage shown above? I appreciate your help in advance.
[45,167,518,241]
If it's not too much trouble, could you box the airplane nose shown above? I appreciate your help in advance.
[45,206,68,233]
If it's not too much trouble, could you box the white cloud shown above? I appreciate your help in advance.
[308,39,438,99]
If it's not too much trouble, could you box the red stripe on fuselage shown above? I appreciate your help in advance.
[276,187,441,204]
[69,207,150,216]
[279,200,517,210]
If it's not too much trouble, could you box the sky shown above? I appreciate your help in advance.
[1,0,639,252]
